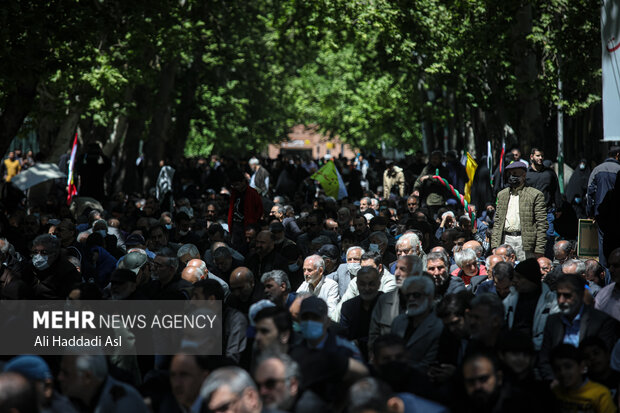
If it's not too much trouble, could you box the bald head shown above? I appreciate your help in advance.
[187,259,207,273]
[537,257,553,278]
[553,240,572,263]
[0,372,38,413]
[229,267,255,301]
[182,266,204,284]
[485,255,504,278]
[463,240,483,258]
[431,246,448,255]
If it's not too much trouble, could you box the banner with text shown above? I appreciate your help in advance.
[0,300,222,356]
[602,0,620,141]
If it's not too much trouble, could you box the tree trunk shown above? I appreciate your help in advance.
[0,78,38,156]
[143,61,178,191]
[46,110,82,163]
[170,65,199,161]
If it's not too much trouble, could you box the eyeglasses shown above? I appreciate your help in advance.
[256,377,286,390]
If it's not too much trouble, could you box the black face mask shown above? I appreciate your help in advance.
[508,175,523,188]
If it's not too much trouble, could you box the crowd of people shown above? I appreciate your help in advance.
[0,145,619,413]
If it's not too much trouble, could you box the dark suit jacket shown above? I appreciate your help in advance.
[538,305,619,380]
[390,310,444,374]
[469,275,488,294]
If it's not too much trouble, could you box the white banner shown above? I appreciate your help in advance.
[602,0,620,141]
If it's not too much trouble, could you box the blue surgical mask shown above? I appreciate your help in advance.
[32,254,50,271]
[300,320,324,340]
[97,230,107,238]
[369,243,380,252]
[288,263,300,272]
[165,224,172,230]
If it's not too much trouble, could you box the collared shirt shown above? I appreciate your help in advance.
[561,305,585,347]
[505,193,521,232]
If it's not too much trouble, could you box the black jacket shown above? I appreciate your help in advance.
[526,165,562,211]
[538,305,619,380]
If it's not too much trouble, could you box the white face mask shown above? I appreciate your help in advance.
[32,254,50,271]
[350,226,356,233]
[347,263,361,276]
[369,243,380,252]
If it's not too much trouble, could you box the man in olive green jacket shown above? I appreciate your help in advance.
[491,162,548,260]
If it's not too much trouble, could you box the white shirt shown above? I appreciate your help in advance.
[297,277,340,319]
[505,193,521,232]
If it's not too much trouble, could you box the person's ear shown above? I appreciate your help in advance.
[44,379,54,399]
[279,331,290,345]
[289,376,299,397]
[387,396,405,413]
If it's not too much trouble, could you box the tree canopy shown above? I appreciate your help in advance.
[0,0,605,191]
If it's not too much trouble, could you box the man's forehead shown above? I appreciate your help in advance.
[427,259,445,267]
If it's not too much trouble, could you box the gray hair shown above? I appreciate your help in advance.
[177,244,200,259]
[498,244,516,258]
[370,198,379,207]
[255,352,300,380]
[361,197,371,204]
[200,366,256,401]
[272,204,285,214]
[402,275,435,297]
[346,246,365,257]
[425,251,450,269]
[396,233,421,254]
[304,255,325,271]
[562,259,586,277]
[0,238,9,255]
[74,355,108,381]
[249,157,260,165]
[261,270,291,291]
[455,248,477,268]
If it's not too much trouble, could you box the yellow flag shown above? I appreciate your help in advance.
[311,161,344,199]
[464,152,478,203]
